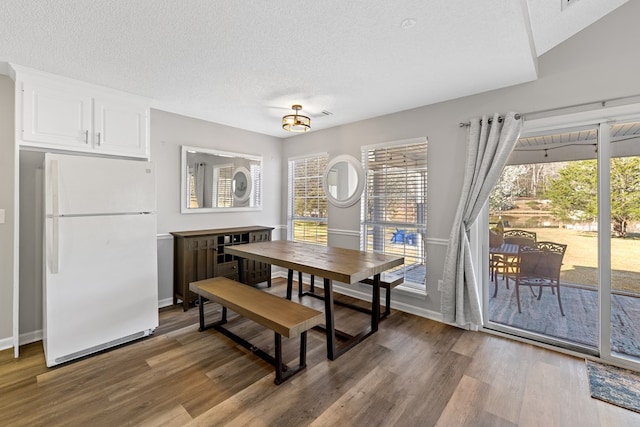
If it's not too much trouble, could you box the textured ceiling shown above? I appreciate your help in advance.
[0,0,628,138]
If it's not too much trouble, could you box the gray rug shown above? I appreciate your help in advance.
[586,360,640,413]
[488,283,640,357]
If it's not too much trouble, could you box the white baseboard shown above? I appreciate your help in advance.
[332,284,443,322]
[3,299,181,352]
[0,330,44,350]
[272,271,443,323]
[20,329,43,346]
[1,278,443,354]
[158,298,174,308]
[0,336,13,351]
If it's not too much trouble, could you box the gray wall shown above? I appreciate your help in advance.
[18,151,44,337]
[151,109,283,236]
[13,109,283,341]
[280,0,640,316]
[149,109,283,305]
[3,0,640,343]
[0,75,15,345]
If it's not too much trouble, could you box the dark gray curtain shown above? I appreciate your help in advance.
[442,112,522,326]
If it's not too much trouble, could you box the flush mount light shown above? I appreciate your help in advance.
[282,104,311,132]
[401,18,416,29]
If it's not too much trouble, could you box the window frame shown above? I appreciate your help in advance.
[360,137,428,291]
[287,152,329,246]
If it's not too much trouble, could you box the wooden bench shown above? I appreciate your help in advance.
[296,273,403,320]
[359,274,403,319]
[189,276,324,385]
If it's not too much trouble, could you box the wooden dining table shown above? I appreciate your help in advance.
[225,240,404,360]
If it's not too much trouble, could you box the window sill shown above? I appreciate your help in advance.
[395,284,428,299]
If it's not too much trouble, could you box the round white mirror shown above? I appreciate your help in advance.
[323,154,365,208]
[232,167,252,203]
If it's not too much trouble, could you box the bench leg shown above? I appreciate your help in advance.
[196,293,309,385]
[274,330,309,385]
[198,294,227,332]
[275,333,283,383]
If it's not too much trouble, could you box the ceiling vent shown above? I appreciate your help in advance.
[561,0,582,11]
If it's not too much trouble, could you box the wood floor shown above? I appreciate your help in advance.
[2,278,639,426]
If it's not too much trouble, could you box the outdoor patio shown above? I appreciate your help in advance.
[488,277,640,358]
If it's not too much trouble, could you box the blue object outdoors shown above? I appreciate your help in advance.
[390,229,418,245]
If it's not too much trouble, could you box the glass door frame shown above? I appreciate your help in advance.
[477,103,640,370]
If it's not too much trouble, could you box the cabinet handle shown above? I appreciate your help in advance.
[97,132,102,146]
[84,130,89,144]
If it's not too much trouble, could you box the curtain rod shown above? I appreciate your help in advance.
[459,114,520,127]
[459,93,640,127]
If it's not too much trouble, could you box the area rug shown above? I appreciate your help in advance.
[586,360,640,413]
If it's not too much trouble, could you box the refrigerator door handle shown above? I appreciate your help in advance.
[51,216,59,274]
[51,159,59,217]
[50,159,60,273]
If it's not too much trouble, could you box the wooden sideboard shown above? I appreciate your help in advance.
[170,226,274,311]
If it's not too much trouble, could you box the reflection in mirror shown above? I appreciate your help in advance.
[323,154,365,208]
[232,167,252,203]
[327,162,358,200]
[181,145,262,213]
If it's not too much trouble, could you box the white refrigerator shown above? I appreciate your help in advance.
[43,153,159,367]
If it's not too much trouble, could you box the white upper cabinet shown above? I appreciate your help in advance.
[93,95,148,157]
[22,82,93,149]
[13,65,150,159]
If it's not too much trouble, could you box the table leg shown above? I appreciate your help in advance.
[323,278,336,360]
[237,256,246,284]
[371,274,381,332]
[304,275,381,360]
[298,271,303,298]
[286,269,294,300]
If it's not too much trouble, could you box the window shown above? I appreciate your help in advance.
[214,164,233,207]
[288,154,329,245]
[361,138,427,290]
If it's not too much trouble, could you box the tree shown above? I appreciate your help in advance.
[545,158,640,237]
[489,165,527,213]
[610,157,640,237]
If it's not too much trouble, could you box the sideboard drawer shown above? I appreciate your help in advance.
[218,260,239,279]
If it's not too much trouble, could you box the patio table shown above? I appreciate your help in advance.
[490,243,519,297]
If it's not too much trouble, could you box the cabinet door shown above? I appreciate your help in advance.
[247,230,272,284]
[249,230,271,243]
[21,81,93,150]
[94,96,149,158]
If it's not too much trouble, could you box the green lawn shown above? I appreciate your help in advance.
[293,221,328,244]
[514,227,640,293]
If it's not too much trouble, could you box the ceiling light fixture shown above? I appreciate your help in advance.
[282,104,311,132]
[401,18,416,29]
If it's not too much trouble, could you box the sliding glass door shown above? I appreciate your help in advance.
[484,117,640,369]
[606,122,640,362]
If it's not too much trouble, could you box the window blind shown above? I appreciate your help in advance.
[362,140,427,288]
[288,154,329,245]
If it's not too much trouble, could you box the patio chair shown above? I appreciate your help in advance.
[491,229,537,293]
[514,241,567,316]
[503,229,537,247]
[489,221,504,285]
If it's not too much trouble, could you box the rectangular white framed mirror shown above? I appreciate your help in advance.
[181,145,263,213]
